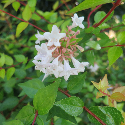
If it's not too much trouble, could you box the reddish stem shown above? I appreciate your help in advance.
[100,91,110,97]
[87,5,102,28]
[32,110,38,125]
[6,95,27,119]
[93,0,121,28]
[61,0,70,11]
[51,118,54,125]
[58,88,106,125]
[0,9,46,32]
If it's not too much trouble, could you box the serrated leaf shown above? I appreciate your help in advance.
[67,73,86,94]
[6,67,15,80]
[88,106,124,125]
[0,69,5,79]
[3,120,24,125]
[0,53,5,67]
[47,105,77,124]
[14,54,25,62]
[33,79,61,115]
[15,69,26,79]
[67,0,114,14]
[108,46,123,66]
[86,41,101,50]
[22,4,32,21]
[54,96,84,116]
[12,1,20,11]
[16,22,28,37]
[4,0,16,8]
[15,105,34,125]
[19,79,45,98]
[5,55,13,65]
[117,31,125,44]
[28,0,36,7]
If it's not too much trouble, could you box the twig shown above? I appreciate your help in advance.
[61,0,70,11]
[32,110,38,125]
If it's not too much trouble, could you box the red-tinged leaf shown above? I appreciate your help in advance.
[96,92,105,99]
[108,97,116,107]
[113,86,125,95]
[91,74,109,91]
[110,92,125,102]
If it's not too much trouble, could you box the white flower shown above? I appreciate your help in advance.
[88,63,99,72]
[71,55,89,72]
[71,13,85,29]
[44,25,66,46]
[59,59,78,81]
[35,31,45,44]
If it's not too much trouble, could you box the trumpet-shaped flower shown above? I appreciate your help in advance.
[71,13,85,29]
[44,25,66,46]
[35,31,45,44]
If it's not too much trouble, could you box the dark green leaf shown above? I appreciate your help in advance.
[33,79,61,115]
[15,69,26,79]
[0,114,6,124]
[54,96,84,116]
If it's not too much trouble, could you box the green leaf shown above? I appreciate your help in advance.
[33,79,61,115]
[49,13,57,23]
[15,105,35,125]
[67,73,86,94]
[28,0,37,7]
[36,116,44,125]
[54,96,84,116]
[19,78,45,98]
[47,105,77,124]
[16,22,28,37]
[22,4,32,21]
[0,114,6,124]
[117,31,125,44]
[85,27,94,33]
[86,41,101,50]
[3,120,24,125]
[4,0,16,8]
[31,13,41,21]
[86,50,94,66]
[53,1,59,10]
[0,69,5,79]
[67,0,114,14]
[5,55,13,65]
[6,67,15,80]
[14,54,25,62]
[0,53,5,67]
[98,23,110,29]
[88,106,124,125]
[108,46,123,66]
[25,60,34,69]
[15,69,26,79]
[0,96,19,111]
[12,1,20,11]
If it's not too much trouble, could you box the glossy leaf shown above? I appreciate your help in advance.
[86,41,101,50]
[14,54,25,62]
[67,0,114,14]
[22,4,32,21]
[3,120,24,125]
[6,67,15,80]
[0,69,5,79]
[108,46,123,66]
[16,22,28,37]
[67,73,86,94]
[18,79,45,98]
[33,79,61,115]
[15,105,35,125]
[0,53,5,67]
[12,1,20,11]
[54,96,84,116]
[88,106,124,125]
[5,55,13,65]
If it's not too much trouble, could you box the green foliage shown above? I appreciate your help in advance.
[5,55,13,65]
[0,53,5,67]
[12,2,20,11]
[67,0,114,14]
[117,31,125,44]
[86,41,101,50]
[0,69,5,79]
[3,120,24,125]
[6,67,15,80]
[88,106,124,125]
[55,96,84,116]
[28,0,37,7]
[14,54,25,62]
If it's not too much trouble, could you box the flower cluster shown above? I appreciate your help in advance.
[33,14,89,81]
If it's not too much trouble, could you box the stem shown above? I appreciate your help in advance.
[83,106,106,125]
[93,0,121,28]
[0,9,46,32]
[6,95,27,119]
[32,110,38,125]
[58,88,106,125]
[61,0,70,11]
[51,118,54,125]
[87,5,102,28]
[100,90,110,97]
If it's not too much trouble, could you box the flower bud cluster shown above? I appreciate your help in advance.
[33,14,89,81]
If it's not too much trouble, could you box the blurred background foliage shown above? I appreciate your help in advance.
[0,0,125,124]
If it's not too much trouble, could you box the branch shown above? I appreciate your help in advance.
[93,0,121,28]
[58,88,106,125]
[87,5,102,28]
[61,0,70,11]
[0,9,46,32]
[32,110,38,125]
